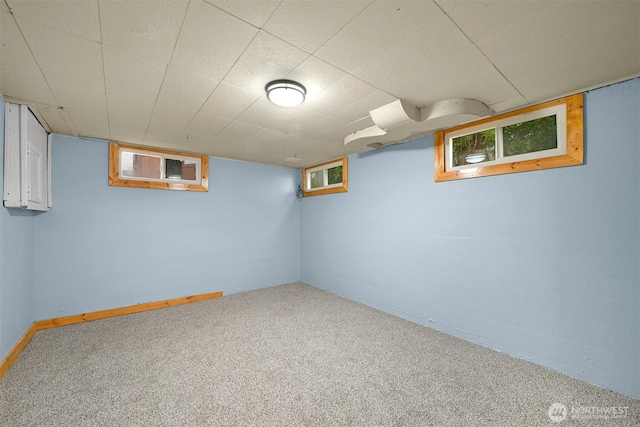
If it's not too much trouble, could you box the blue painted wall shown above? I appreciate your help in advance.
[301,78,640,398]
[0,97,36,360]
[31,135,300,320]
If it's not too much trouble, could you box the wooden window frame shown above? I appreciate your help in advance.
[302,157,348,197]
[434,93,583,182]
[109,142,208,192]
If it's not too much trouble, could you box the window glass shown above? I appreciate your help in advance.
[122,152,161,179]
[503,115,557,157]
[165,159,198,181]
[327,165,343,185]
[310,170,324,189]
[452,128,496,166]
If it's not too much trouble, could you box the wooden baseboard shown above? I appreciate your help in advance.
[0,323,37,379]
[0,290,223,380]
[35,291,223,330]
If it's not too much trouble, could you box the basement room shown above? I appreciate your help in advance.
[0,0,638,425]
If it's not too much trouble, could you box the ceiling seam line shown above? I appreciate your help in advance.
[185,0,290,145]
[305,0,376,58]
[438,10,527,103]
[5,6,69,134]
[141,0,192,145]
[96,0,111,141]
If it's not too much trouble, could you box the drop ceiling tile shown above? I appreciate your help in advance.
[223,31,308,94]
[199,82,260,119]
[1,11,40,70]
[207,141,254,164]
[183,112,231,137]
[145,101,195,149]
[65,109,110,140]
[235,97,284,127]
[106,90,155,134]
[447,1,554,43]
[295,116,347,139]
[1,64,57,105]
[478,1,640,102]
[47,76,107,117]
[281,134,324,150]
[477,1,633,67]
[514,35,639,103]
[157,66,219,111]
[489,96,528,115]
[111,123,146,143]
[433,0,465,13]
[7,0,101,42]
[314,0,444,73]
[31,103,72,135]
[263,1,369,54]
[143,128,181,146]
[110,131,145,146]
[288,132,351,161]
[16,17,104,87]
[251,127,289,147]
[171,1,258,81]
[286,56,347,97]
[353,15,471,89]
[174,131,213,148]
[266,108,324,135]
[211,120,261,144]
[147,102,196,135]
[385,44,518,107]
[204,0,280,28]
[99,0,188,64]
[302,75,377,116]
[103,45,166,100]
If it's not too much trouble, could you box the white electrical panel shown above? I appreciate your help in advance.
[3,102,52,211]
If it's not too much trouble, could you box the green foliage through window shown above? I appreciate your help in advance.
[503,115,557,156]
[327,166,343,185]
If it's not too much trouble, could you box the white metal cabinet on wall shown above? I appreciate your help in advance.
[3,102,51,211]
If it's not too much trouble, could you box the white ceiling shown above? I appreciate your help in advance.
[1,0,638,168]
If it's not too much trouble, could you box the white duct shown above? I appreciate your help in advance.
[421,98,491,122]
[344,98,491,146]
[370,99,421,130]
[344,125,387,145]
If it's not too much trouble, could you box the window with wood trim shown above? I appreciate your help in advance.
[302,157,348,197]
[109,142,208,192]
[434,93,583,182]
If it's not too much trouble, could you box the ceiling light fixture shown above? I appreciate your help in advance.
[265,80,306,107]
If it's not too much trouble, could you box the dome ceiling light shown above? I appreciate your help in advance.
[265,80,306,107]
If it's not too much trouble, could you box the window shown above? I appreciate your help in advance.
[434,94,583,181]
[109,142,208,192]
[302,157,348,197]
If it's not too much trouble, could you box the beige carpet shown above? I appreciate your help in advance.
[0,282,637,426]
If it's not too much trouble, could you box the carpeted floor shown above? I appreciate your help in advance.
[0,282,637,426]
